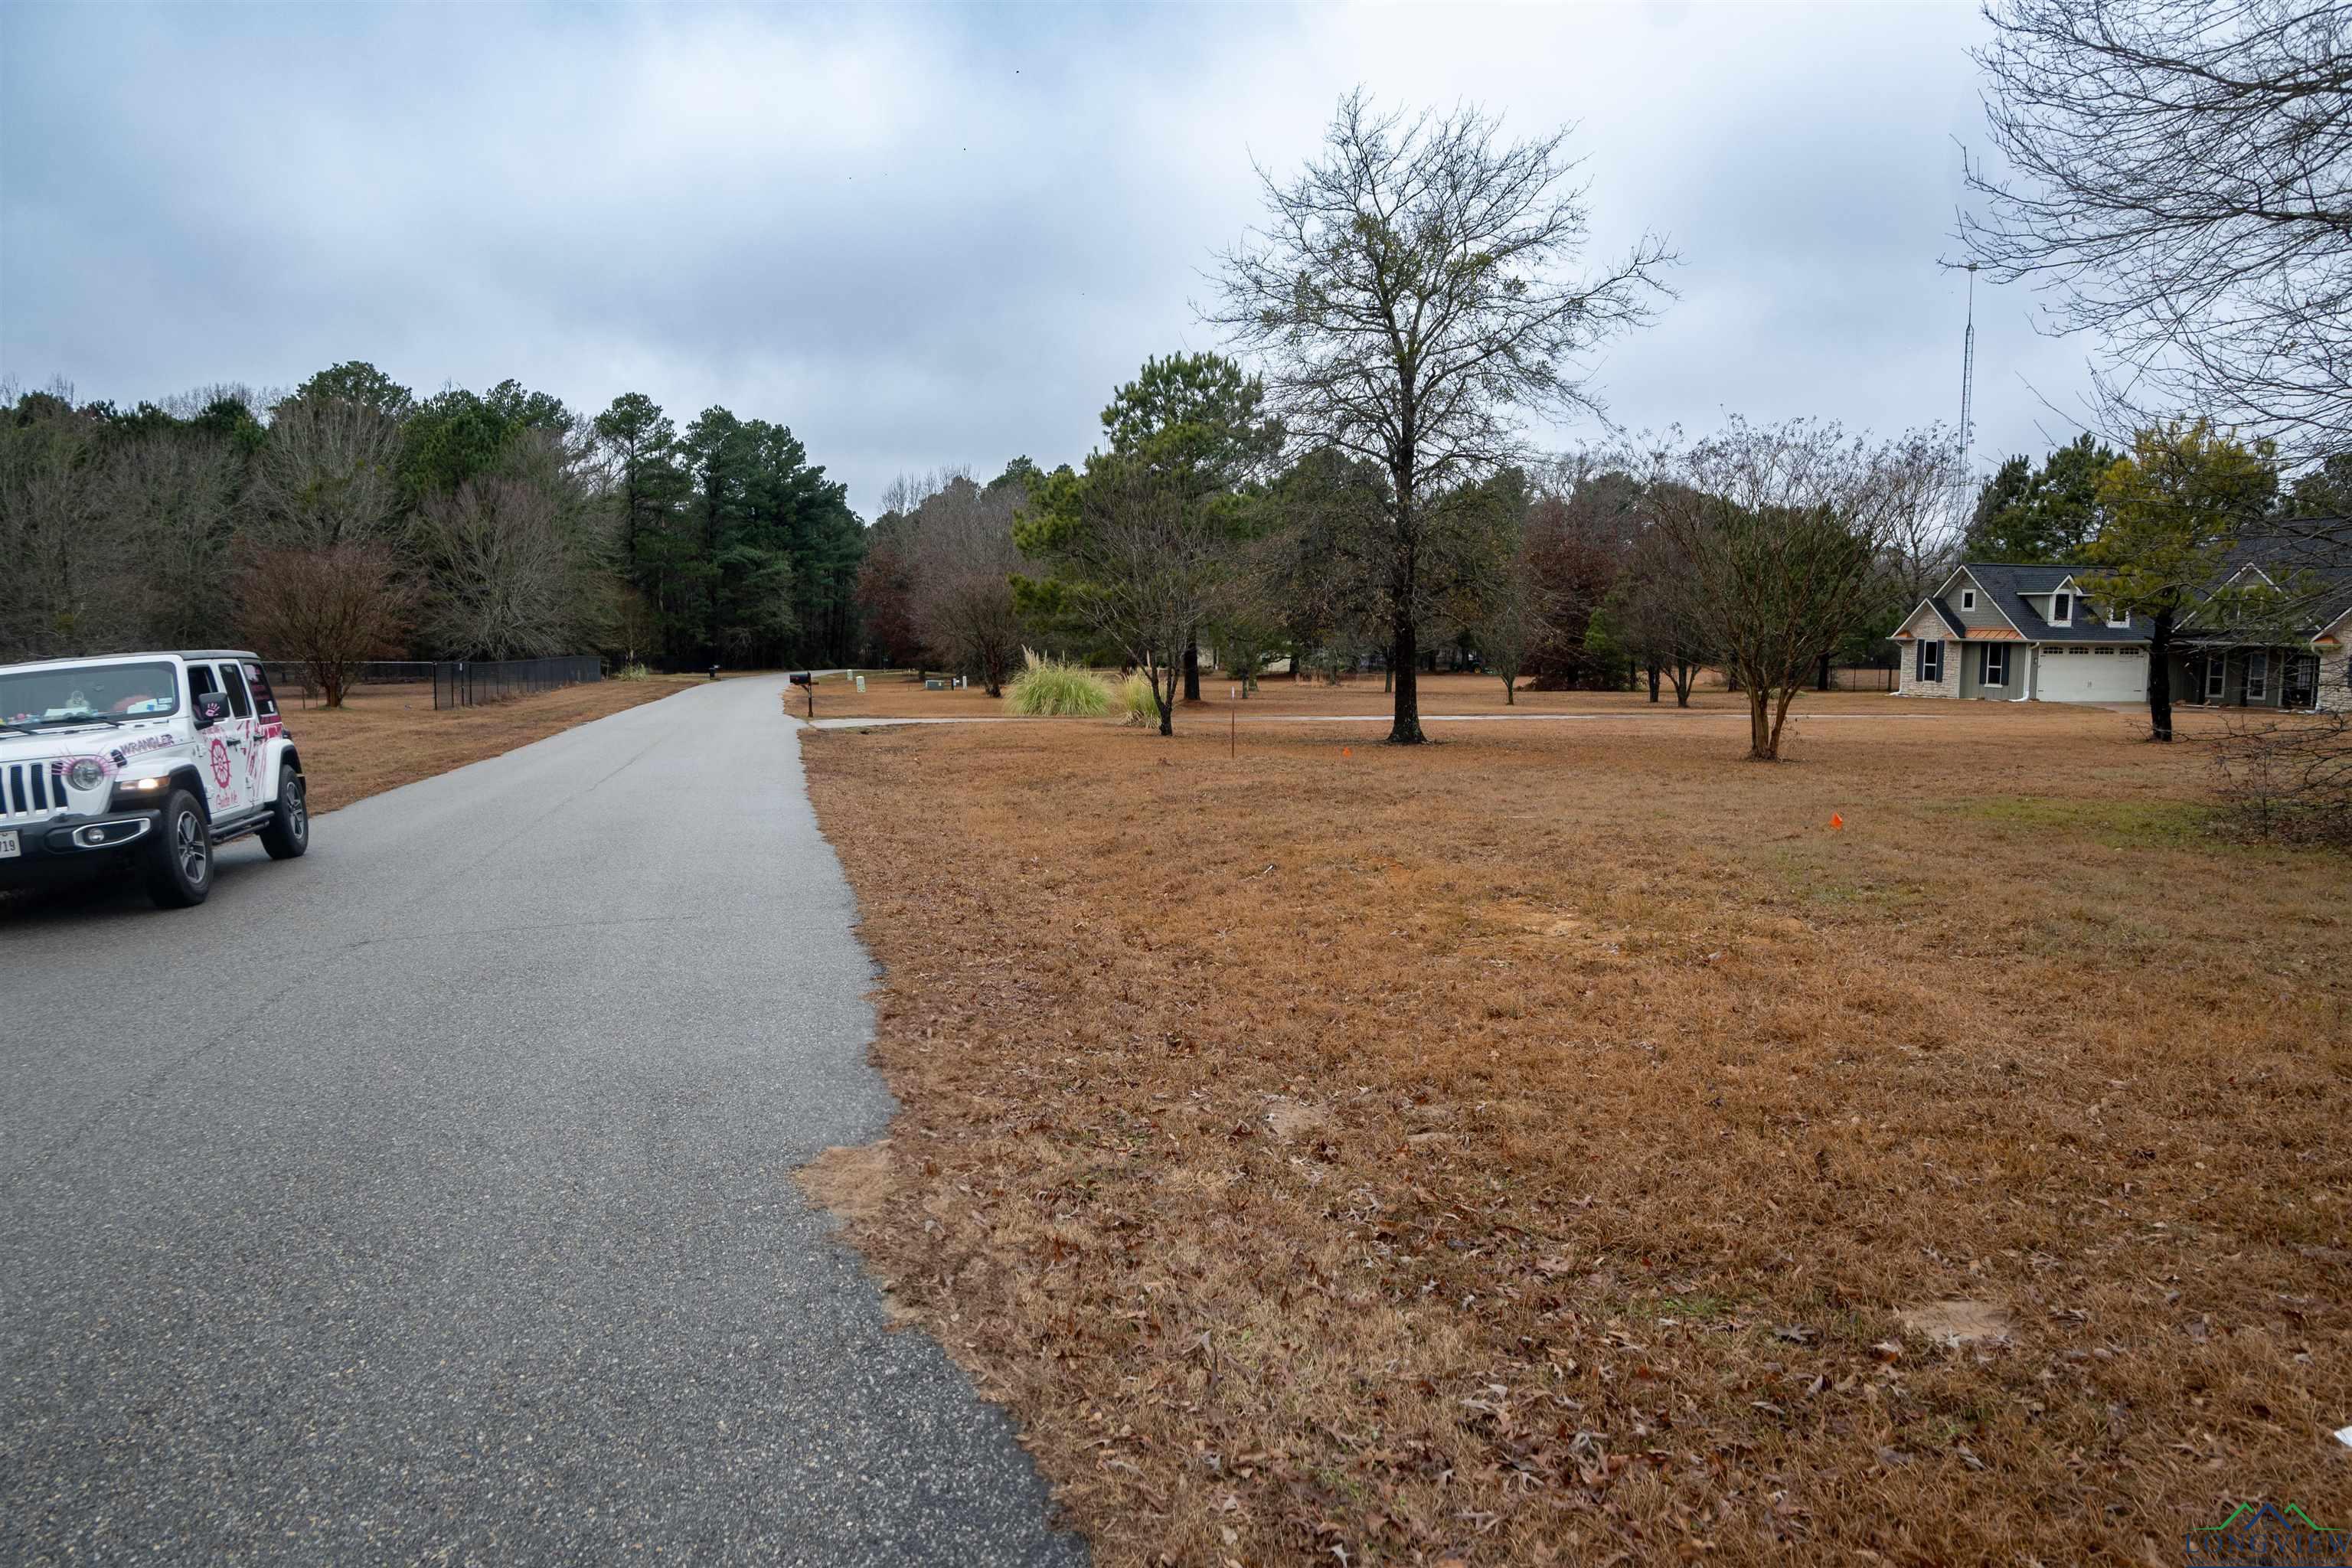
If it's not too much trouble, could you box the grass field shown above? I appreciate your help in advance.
[786,666,1790,723]
[796,677,2350,1567]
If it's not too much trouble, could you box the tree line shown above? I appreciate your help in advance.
[0,363,864,697]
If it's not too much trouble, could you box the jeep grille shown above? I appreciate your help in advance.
[2,759,66,824]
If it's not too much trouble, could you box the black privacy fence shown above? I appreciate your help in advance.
[256,657,602,710]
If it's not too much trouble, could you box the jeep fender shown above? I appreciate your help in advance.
[261,738,302,799]
[163,764,211,820]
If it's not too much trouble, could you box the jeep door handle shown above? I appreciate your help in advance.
[225,737,244,747]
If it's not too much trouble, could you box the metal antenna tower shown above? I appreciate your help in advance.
[1958,262,1978,473]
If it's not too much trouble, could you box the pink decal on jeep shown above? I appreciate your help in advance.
[209,737,232,788]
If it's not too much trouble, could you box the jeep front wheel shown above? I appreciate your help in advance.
[145,789,212,909]
[260,764,309,860]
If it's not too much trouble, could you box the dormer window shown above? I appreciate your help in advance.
[1961,589,1977,611]
[2106,603,2129,629]
[2050,591,2073,626]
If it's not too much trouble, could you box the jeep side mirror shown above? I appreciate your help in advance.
[194,694,230,727]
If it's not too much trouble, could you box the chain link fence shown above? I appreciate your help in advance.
[431,656,603,710]
[256,657,603,709]
[256,660,436,707]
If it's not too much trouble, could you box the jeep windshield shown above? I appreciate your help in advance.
[0,661,181,729]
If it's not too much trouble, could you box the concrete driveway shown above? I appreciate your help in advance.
[0,678,1083,1566]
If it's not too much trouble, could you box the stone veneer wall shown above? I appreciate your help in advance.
[2320,646,2351,713]
[1896,639,1962,698]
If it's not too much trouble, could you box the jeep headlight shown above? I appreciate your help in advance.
[66,758,106,792]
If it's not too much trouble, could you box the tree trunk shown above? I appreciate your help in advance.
[1383,664,1393,694]
[2148,608,2175,743]
[1748,682,1775,760]
[1647,662,1661,703]
[1503,674,1516,705]
[1766,686,1799,758]
[1673,661,1695,708]
[1390,616,1424,744]
[1184,639,1200,702]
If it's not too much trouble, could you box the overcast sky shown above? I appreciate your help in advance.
[1,2,2099,517]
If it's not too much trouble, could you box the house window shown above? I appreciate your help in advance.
[1917,640,1943,683]
[1981,645,2009,687]
[2205,657,2226,701]
[2065,645,2089,655]
[2106,605,2130,628]
[2247,651,2268,701]
[2051,591,2073,626]
[1962,589,1978,611]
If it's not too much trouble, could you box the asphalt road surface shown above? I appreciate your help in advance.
[1,678,1084,1566]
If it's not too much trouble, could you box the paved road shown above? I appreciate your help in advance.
[0,679,1083,1566]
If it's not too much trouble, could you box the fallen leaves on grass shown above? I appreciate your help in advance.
[799,704,2351,1566]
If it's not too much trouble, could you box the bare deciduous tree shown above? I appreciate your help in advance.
[1962,0,2352,481]
[1643,420,1952,760]
[1608,522,1713,707]
[413,475,579,658]
[908,474,1025,697]
[2213,709,2352,845]
[244,394,406,550]
[108,433,244,649]
[237,542,411,707]
[1210,90,1673,743]
[0,394,136,660]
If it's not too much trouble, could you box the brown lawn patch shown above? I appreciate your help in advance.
[284,675,700,813]
[795,668,1828,723]
[799,704,2350,1566]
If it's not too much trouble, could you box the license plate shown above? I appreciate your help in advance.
[0,830,17,859]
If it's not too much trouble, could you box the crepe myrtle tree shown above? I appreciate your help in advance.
[1210,90,1673,743]
[1643,420,1952,761]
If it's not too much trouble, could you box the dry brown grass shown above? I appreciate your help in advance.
[284,675,700,812]
[795,668,1799,723]
[798,692,2351,1566]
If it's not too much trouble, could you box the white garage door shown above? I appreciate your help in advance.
[2037,646,2145,702]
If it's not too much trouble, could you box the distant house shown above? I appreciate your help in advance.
[1892,541,2352,711]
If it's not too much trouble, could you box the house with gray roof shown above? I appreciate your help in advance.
[1893,544,2352,711]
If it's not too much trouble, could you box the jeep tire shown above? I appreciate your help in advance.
[260,763,309,861]
[145,788,212,909]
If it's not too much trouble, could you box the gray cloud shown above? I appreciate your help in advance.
[2,2,2098,516]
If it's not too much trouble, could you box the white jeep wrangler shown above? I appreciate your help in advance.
[0,650,309,908]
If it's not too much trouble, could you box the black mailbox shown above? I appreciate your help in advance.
[789,672,813,686]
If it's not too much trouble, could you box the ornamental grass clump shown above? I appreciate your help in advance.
[1006,649,1111,717]
[1118,671,1159,727]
